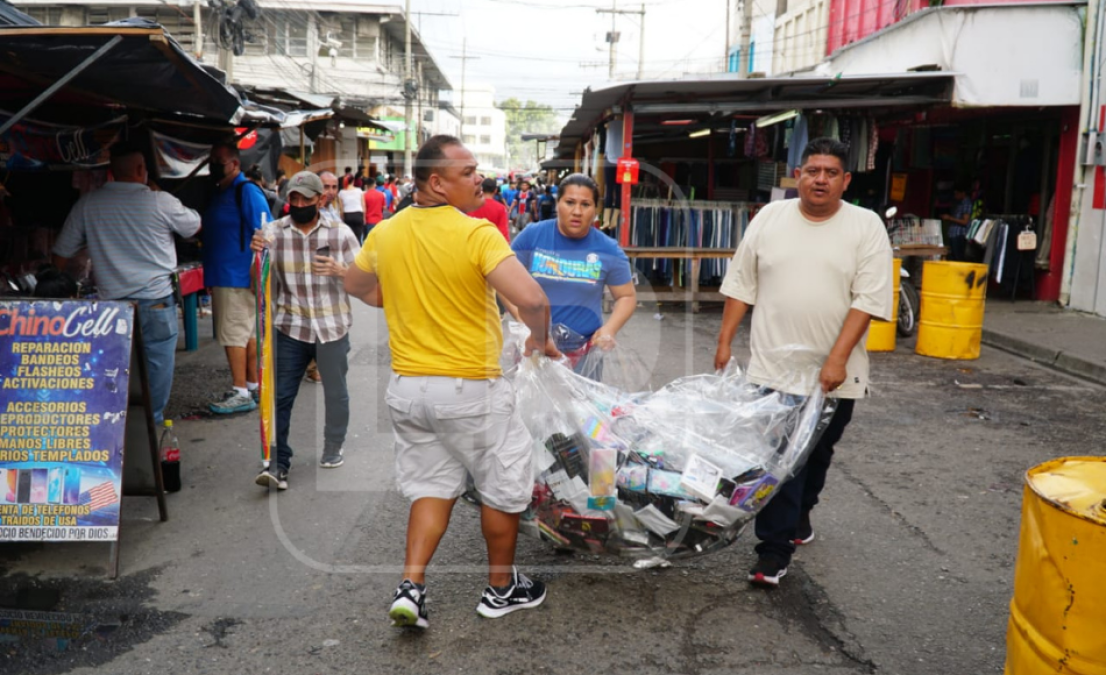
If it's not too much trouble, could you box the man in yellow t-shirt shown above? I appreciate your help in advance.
[346,135,559,629]
[714,137,893,589]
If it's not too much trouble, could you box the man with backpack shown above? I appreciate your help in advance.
[536,184,556,222]
[202,140,272,414]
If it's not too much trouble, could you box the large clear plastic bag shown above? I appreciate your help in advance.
[488,322,837,562]
[500,320,653,391]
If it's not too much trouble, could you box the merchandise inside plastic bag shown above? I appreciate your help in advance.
[485,322,838,562]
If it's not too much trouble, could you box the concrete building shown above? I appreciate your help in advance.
[457,84,507,172]
[12,0,451,175]
[728,0,827,76]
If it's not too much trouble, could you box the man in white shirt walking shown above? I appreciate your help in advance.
[714,137,893,588]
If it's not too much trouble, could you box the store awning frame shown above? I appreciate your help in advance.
[556,72,955,153]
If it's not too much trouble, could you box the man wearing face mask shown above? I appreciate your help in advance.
[202,140,272,415]
[252,171,360,490]
[53,141,201,425]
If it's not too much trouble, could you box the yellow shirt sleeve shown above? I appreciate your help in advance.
[467,219,515,275]
[354,226,378,273]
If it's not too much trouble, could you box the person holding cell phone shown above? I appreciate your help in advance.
[250,171,360,490]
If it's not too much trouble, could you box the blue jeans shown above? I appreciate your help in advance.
[127,295,179,426]
[274,331,350,472]
[754,398,855,565]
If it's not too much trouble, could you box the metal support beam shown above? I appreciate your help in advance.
[631,96,946,115]
[0,35,122,136]
[619,107,634,248]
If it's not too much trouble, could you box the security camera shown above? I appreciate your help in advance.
[323,32,343,51]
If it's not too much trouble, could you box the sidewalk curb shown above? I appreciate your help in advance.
[982,329,1106,387]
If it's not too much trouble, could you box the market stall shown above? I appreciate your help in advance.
[552,74,954,310]
[0,20,329,343]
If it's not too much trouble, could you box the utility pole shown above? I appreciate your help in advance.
[609,0,617,78]
[193,0,203,59]
[725,0,731,72]
[638,3,645,79]
[218,45,234,82]
[451,37,479,138]
[738,0,753,78]
[404,0,414,177]
[597,3,646,80]
[308,15,319,92]
[415,60,424,148]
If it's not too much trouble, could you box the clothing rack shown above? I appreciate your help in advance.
[968,214,1037,301]
[618,199,752,287]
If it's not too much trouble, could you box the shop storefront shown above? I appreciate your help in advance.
[0,22,329,330]
[549,74,954,308]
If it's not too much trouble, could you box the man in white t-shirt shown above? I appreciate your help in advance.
[714,137,893,588]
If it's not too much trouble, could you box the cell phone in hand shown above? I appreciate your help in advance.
[316,245,331,258]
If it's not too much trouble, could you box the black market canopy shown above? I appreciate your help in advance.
[0,20,292,130]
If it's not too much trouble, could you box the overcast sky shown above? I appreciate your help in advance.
[411,0,735,116]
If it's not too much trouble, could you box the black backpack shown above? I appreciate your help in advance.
[539,194,555,220]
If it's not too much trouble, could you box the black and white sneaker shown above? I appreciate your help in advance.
[794,510,815,546]
[748,556,788,588]
[319,446,344,469]
[476,567,546,619]
[389,580,428,629]
[255,468,288,491]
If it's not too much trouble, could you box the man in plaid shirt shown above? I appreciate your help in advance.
[251,171,360,490]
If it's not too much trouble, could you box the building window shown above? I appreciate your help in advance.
[462,135,476,144]
[777,0,788,15]
[26,7,66,25]
[269,12,308,57]
[464,116,478,126]
[479,135,491,145]
[480,117,492,126]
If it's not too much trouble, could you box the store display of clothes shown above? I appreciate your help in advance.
[786,114,810,173]
[620,200,751,287]
[754,113,876,174]
[967,215,1037,299]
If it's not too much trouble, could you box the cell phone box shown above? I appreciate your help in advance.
[545,432,587,480]
[730,474,780,512]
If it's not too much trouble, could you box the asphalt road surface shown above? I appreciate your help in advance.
[2,302,1103,675]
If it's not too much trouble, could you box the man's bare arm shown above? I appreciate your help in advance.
[820,308,872,392]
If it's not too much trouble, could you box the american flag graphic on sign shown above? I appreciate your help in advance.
[79,481,118,512]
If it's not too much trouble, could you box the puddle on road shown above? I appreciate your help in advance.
[0,567,184,674]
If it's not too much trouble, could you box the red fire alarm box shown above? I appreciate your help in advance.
[616,158,639,185]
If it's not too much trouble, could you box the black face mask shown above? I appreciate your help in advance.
[289,204,318,224]
[210,162,227,182]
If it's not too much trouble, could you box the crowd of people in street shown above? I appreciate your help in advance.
[48,131,891,627]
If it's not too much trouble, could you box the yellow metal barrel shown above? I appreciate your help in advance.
[866,258,902,352]
[1005,457,1106,674]
[915,261,988,360]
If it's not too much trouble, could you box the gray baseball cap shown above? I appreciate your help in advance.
[287,171,324,198]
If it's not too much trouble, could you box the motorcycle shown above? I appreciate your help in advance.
[884,207,919,338]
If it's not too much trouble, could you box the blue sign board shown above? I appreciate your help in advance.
[0,301,133,542]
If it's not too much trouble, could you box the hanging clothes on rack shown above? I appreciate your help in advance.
[623,200,752,287]
[866,118,879,172]
[786,113,809,173]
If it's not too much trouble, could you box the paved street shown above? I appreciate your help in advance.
[2,301,1104,675]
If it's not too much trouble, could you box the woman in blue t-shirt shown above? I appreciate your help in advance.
[506,173,637,370]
